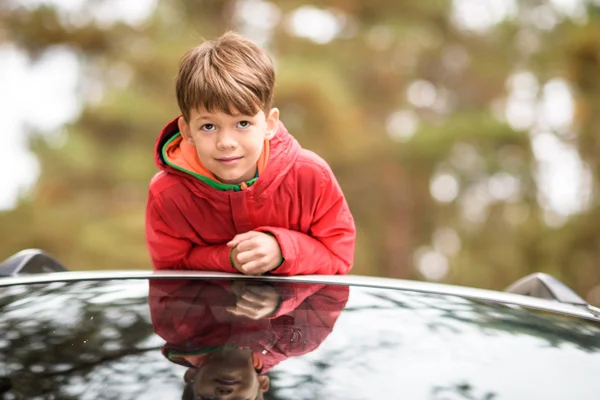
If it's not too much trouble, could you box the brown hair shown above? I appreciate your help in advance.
[176,31,275,121]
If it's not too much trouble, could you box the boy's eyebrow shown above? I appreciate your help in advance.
[195,112,245,121]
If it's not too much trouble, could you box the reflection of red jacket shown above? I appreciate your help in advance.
[149,279,349,373]
[145,118,356,275]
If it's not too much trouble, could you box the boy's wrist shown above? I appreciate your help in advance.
[260,230,284,270]
[229,246,241,272]
[272,256,284,270]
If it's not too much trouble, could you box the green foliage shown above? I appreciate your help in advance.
[1,0,600,304]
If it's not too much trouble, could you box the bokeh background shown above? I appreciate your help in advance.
[1,0,600,304]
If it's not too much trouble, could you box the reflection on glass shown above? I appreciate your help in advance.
[265,289,600,399]
[0,279,598,399]
[0,280,176,399]
[149,279,348,400]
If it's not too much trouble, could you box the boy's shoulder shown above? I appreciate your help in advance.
[280,148,340,193]
[148,171,185,198]
[292,148,335,177]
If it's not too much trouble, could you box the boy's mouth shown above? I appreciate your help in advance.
[215,156,243,165]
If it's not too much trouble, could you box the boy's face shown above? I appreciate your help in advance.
[179,105,279,185]
[185,348,269,399]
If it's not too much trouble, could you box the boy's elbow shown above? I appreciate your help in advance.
[150,255,188,271]
[336,231,356,275]
[151,259,177,271]
[333,255,354,275]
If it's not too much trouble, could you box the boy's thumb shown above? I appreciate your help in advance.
[227,231,255,247]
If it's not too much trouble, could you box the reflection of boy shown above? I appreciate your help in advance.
[145,32,356,276]
[149,279,349,399]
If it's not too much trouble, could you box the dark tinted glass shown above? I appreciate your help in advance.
[0,278,598,399]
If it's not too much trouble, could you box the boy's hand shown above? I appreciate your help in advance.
[228,231,282,275]
[226,281,281,319]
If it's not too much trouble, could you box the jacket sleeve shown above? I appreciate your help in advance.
[146,192,236,272]
[270,282,326,318]
[256,165,356,276]
[148,279,238,345]
[280,284,349,357]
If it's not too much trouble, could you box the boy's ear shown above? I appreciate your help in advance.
[265,108,279,140]
[178,116,194,145]
[258,375,270,392]
[183,367,197,383]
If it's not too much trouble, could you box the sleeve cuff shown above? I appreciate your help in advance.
[229,246,241,272]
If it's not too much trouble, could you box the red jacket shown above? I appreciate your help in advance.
[145,117,356,275]
[149,279,349,373]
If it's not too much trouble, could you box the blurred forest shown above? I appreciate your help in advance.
[1,0,600,304]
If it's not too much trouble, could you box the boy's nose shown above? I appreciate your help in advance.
[216,134,237,150]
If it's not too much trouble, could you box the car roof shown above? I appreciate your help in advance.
[1,270,598,322]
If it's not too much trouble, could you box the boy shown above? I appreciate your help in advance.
[145,31,355,275]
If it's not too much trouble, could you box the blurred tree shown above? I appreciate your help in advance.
[0,0,599,304]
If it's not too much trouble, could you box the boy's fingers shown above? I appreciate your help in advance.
[226,307,248,317]
[227,231,259,247]
[241,291,264,303]
[235,239,259,253]
[244,285,270,296]
[229,281,245,295]
[235,298,260,312]
[240,260,264,275]
[227,236,243,248]
[236,249,259,264]
[242,259,273,276]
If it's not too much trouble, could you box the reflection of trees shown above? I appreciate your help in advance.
[356,289,600,351]
[266,287,600,399]
[264,370,316,400]
[0,280,182,399]
[441,299,600,352]
[432,382,497,400]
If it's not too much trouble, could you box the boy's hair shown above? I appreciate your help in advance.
[176,31,275,121]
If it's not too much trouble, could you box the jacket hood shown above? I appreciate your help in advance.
[154,116,301,196]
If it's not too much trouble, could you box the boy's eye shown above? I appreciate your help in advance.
[200,124,216,131]
[237,121,250,128]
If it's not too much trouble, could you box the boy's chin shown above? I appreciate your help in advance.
[216,173,250,185]
[213,167,257,185]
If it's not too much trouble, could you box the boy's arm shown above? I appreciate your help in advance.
[284,284,349,355]
[146,193,237,272]
[269,282,327,317]
[256,165,356,275]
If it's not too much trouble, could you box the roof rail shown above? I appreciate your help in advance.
[0,249,67,277]
[505,272,587,306]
